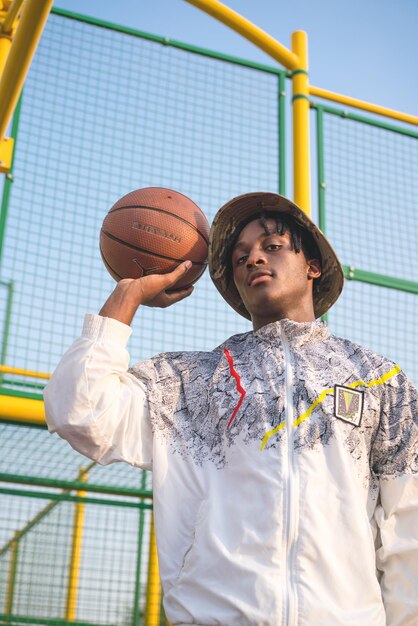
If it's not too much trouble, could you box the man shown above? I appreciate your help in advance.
[44,192,418,626]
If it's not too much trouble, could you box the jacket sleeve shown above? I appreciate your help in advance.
[43,314,153,469]
[372,369,418,626]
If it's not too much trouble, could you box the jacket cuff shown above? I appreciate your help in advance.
[82,313,133,346]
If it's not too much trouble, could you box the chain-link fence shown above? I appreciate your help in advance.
[1,7,417,626]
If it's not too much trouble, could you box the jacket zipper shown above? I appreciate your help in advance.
[282,329,298,626]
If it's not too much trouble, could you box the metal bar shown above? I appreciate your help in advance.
[0,280,13,386]
[315,106,328,322]
[0,462,96,556]
[0,387,43,399]
[1,378,45,390]
[0,472,153,498]
[291,30,311,215]
[0,497,57,556]
[0,92,21,259]
[342,265,418,294]
[0,364,51,379]
[0,613,118,626]
[4,532,19,617]
[309,85,418,127]
[278,72,286,196]
[316,106,326,231]
[65,467,88,622]
[0,26,12,78]
[144,513,162,626]
[184,0,299,70]
[311,102,418,139]
[0,487,153,509]
[0,0,54,143]
[1,0,25,34]
[132,471,148,626]
[51,6,284,76]
[0,393,45,423]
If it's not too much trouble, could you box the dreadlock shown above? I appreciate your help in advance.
[222,211,320,287]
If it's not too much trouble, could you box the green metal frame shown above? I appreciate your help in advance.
[0,462,152,626]
[342,265,418,293]
[313,102,418,296]
[51,7,285,77]
[0,472,152,498]
[0,95,22,264]
[0,387,43,400]
[0,615,118,626]
[313,102,418,139]
[50,6,287,203]
[0,486,153,508]
[278,71,286,195]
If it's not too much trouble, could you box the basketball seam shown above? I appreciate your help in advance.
[107,205,209,244]
[101,229,207,266]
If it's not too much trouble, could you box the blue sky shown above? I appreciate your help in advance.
[53,0,418,116]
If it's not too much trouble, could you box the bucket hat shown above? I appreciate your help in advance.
[208,191,344,320]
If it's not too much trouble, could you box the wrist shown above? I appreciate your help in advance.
[99,283,141,325]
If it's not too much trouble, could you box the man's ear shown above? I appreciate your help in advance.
[307,258,321,279]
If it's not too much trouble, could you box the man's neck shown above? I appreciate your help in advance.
[251,307,316,331]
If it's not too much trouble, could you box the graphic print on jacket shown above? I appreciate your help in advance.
[131,319,418,477]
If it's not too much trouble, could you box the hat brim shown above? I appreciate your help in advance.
[208,192,344,320]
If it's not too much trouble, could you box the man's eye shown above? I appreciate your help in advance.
[236,255,248,265]
[266,244,282,251]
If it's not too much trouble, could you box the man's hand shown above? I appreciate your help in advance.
[99,261,193,325]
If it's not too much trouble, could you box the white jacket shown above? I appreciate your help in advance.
[44,314,418,626]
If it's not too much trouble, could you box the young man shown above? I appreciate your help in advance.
[44,192,418,626]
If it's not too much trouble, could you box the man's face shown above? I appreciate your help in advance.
[231,218,321,327]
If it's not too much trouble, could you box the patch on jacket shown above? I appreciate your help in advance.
[334,385,364,426]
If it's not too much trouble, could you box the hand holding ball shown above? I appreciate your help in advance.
[100,187,209,289]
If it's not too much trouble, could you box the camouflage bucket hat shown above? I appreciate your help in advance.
[208,191,344,320]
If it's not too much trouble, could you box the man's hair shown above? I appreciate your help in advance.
[222,211,321,287]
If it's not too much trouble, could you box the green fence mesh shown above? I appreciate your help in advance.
[0,10,284,377]
[1,7,418,626]
[0,9,285,626]
[0,422,153,626]
[315,105,418,382]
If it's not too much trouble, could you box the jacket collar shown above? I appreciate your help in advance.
[254,318,329,348]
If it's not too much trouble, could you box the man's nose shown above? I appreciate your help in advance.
[246,248,267,268]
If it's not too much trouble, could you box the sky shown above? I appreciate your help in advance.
[53,0,418,117]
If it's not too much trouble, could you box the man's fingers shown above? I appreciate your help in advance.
[163,260,192,287]
[163,285,194,304]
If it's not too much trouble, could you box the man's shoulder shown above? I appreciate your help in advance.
[327,330,402,375]
[131,330,254,378]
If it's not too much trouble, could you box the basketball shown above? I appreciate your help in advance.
[100,187,210,289]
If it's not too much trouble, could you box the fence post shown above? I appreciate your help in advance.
[144,513,161,626]
[4,531,19,619]
[291,30,311,216]
[65,466,88,621]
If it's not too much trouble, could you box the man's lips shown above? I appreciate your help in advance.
[248,271,273,286]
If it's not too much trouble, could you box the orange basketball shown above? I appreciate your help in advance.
[100,187,210,288]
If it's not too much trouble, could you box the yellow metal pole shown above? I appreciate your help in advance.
[0,29,11,76]
[65,466,88,622]
[292,31,311,216]
[309,84,418,126]
[0,364,51,378]
[5,531,19,617]
[184,0,299,70]
[0,0,53,143]
[145,514,162,626]
[1,0,24,34]
[0,394,45,424]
